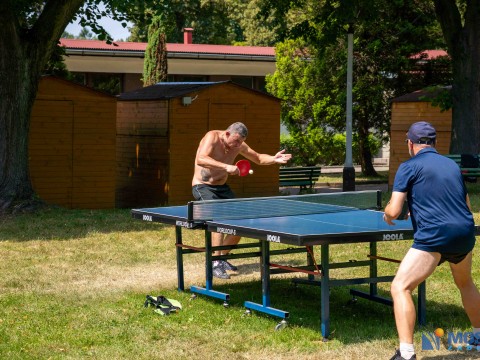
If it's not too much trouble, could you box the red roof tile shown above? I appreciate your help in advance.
[59,38,275,57]
[411,49,449,60]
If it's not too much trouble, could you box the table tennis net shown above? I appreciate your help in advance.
[188,190,381,221]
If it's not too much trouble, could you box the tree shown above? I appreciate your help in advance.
[0,0,152,213]
[264,0,444,174]
[127,0,241,45]
[143,15,168,86]
[433,0,480,153]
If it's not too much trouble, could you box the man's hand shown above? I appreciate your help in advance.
[383,191,408,225]
[383,212,396,225]
[273,149,292,164]
[225,164,239,175]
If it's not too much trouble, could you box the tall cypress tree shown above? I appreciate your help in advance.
[143,16,168,86]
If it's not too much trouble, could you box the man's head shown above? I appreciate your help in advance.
[406,121,436,157]
[223,122,248,151]
[406,121,436,144]
[227,122,248,138]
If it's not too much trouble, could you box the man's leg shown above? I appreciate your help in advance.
[212,232,224,256]
[211,232,230,279]
[391,248,440,354]
[449,252,480,328]
[222,234,241,253]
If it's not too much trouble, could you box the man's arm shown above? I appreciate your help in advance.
[384,191,408,225]
[196,132,238,174]
[466,194,472,212]
[240,145,292,165]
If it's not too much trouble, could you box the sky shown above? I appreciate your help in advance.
[65,17,132,41]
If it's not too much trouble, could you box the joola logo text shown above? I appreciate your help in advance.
[383,233,404,241]
[176,220,193,228]
[143,215,153,222]
[267,234,280,243]
[217,227,236,235]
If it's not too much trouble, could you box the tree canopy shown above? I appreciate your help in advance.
[1,0,480,213]
[0,0,158,213]
[265,0,445,173]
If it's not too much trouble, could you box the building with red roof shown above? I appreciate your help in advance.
[60,28,276,93]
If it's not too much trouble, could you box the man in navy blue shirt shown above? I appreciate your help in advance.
[384,121,480,360]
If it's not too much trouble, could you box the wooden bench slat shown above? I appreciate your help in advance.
[279,166,321,189]
[444,154,480,180]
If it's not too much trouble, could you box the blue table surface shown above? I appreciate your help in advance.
[134,206,413,236]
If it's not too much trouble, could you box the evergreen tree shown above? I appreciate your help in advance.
[143,16,168,86]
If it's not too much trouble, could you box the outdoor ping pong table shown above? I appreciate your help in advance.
[132,190,477,339]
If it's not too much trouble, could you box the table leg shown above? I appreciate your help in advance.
[190,229,230,302]
[418,281,426,325]
[320,244,330,340]
[244,240,289,320]
[175,226,184,291]
[370,241,378,296]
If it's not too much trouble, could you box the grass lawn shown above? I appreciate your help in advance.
[0,183,479,359]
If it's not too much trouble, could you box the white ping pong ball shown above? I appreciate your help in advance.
[249,169,254,174]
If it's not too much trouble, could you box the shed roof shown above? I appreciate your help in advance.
[117,82,225,100]
[392,86,451,103]
[117,81,280,101]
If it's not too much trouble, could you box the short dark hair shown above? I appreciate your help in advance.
[227,122,248,138]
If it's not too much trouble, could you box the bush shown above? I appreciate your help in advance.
[280,131,381,167]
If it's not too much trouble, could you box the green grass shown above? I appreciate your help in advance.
[317,171,389,185]
[0,184,479,359]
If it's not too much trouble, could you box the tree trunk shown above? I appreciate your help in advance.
[357,119,378,176]
[449,39,480,154]
[0,32,41,212]
[434,0,480,154]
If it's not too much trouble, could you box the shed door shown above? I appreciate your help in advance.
[209,104,246,130]
[29,100,74,207]
[209,103,247,195]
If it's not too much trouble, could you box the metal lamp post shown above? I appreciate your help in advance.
[343,24,355,191]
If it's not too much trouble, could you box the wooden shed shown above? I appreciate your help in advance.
[29,76,116,209]
[389,88,452,188]
[116,81,281,208]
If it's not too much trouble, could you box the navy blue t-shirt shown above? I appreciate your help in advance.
[393,148,475,253]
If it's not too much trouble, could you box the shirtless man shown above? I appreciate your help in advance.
[192,122,292,279]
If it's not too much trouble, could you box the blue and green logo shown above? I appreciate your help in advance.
[422,328,480,352]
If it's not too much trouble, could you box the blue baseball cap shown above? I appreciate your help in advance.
[407,121,436,144]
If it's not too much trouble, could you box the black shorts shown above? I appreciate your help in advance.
[438,252,470,266]
[192,184,236,201]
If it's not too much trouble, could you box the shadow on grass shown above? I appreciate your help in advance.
[191,277,472,345]
[0,207,165,242]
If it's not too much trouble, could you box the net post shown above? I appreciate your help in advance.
[187,201,194,221]
[376,190,382,209]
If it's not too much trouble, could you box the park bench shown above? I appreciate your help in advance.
[279,166,321,190]
[444,154,480,182]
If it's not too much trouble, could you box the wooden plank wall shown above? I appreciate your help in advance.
[116,100,169,208]
[168,83,281,205]
[389,101,452,188]
[30,100,74,206]
[30,76,116,209]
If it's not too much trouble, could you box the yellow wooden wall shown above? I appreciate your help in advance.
[116,82,281,207]
[29,76,116,209]
[116,100,169,208]
[168,83,281,205]
[389,101,452,188]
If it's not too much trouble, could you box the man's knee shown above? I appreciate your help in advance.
[391,277,414,297]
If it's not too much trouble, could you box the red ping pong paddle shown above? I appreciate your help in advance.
[236,159,251,176]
